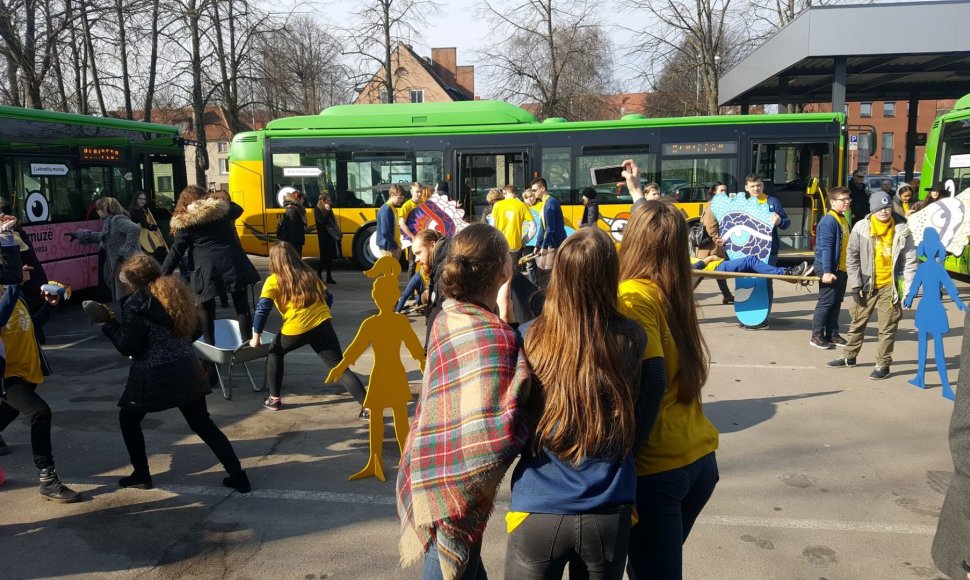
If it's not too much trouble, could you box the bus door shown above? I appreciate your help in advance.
[751,140,836,254]
[455,149,531,220]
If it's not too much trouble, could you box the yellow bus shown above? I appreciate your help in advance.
[229,101,845,267]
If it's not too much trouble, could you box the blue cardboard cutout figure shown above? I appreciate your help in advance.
[710,192,775,326]
[902,228,967,400]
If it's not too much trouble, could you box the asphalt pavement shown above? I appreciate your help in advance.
[0,256,965,579]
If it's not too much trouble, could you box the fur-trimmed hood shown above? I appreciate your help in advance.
[170,198,229,232]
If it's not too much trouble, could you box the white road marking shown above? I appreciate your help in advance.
[71,479,934,535]
[44,335,100,350]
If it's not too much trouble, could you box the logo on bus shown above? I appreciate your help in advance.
[25,191,50,223]
[600,212,630,242]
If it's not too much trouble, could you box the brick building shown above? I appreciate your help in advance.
[804,99,956,176]
[354,45,475,104]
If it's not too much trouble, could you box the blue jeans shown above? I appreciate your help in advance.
[715,255,785,276]
[396,273,424,312]
[812,270,847,339]
[423,540,487,580]
[626,452,719,580]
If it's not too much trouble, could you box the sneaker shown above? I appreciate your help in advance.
[829,334,847,346]
[741,322,769,330]
[0,434,9,456]
[263,397,282,411]
[827,357,857,368]
[785,261,810,277]
[869,366,891,380]
[809,336,834,350]
[358,408,370,421]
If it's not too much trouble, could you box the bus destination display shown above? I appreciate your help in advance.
[80,147,122,162]
[662,142,738,156]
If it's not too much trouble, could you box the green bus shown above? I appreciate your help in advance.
[921,93,970,275]
[229,101,847,267]
[0,105,187,290]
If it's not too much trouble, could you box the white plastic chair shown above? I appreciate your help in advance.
[193,319,275,400]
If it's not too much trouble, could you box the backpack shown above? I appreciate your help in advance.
[689,221,712,248]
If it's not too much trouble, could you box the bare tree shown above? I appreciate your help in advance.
[344,0,437,103]
[478,0,613,121]
[0,0,77,108]
[624,0,741,115]
[258,15,351,116]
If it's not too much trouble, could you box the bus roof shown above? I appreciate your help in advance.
[0,105,180,136]
[261,100,845,135]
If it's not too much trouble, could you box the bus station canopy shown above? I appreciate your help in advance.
[719,1,970,109]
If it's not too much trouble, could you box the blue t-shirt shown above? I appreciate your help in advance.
[510,317,645,514]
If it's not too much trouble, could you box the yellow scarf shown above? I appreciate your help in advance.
[870,217,894,289]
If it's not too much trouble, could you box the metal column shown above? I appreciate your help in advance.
[903,96,919,182]
[831,56,847,116]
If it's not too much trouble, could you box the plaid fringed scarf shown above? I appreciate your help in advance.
[396,299,532,580]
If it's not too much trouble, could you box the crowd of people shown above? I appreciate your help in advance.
[0,166,965,579]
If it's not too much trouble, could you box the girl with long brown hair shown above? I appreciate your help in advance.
[617,201,718,579]
[68,196,141,302]
[99,253,250,492]
[504,227,663,579]
[313,194,341,284]
[250,242,366,415]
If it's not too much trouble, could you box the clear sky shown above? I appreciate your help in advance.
[314,0,657,96]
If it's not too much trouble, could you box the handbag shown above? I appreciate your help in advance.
[689,221,712,248]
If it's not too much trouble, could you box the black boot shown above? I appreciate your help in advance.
[325,274,337,284]
[119,469,153,490]
[223,470,251,493]
[39,466,81,503]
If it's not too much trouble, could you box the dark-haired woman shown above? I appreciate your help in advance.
[162,186,260,345]
[505,227,664,579]
[100,253,250,492]
[579,187,600,228]
[397,223,532,580]
[313,194,340,284]
[695,182,734,304]
[277,191,306,256]
[618,201,719,580]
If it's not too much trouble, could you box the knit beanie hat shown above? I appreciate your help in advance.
[869,193,892,213]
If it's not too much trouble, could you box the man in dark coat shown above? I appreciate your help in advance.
[933,310,970,580]
[848,170,870,227]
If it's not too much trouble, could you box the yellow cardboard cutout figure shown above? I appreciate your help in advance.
[326,256,426,481]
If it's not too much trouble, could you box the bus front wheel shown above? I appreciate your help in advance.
[353,224,379,269]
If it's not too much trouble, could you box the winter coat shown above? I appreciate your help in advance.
[845,213,917,304]
[75,214,141,301]
[102,288,210,412]
[277,201,307,251]
[695,204,726,260]
[314,206,341,260]
[932,311,970,579]
[162,198,260,303]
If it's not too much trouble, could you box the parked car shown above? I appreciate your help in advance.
[866,175,898,196]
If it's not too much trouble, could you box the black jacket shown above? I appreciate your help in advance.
[162,198,260,302]
[102,289,210,412]
[580,200,600,228]
[313,206,341,259]
[277,202,306,249]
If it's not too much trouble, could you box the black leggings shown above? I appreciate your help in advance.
[200,289,252,345]
[0,377,54,469]
[119,397,242,476]
[265,319,366,404]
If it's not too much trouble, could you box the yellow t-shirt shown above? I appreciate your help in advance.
[491,197,534,252]
[532,199,545,224]
[399,199,418,220]
[2,292,43,384]
[261,274,332,336]
[902,202,910,215]
[828,209,849,272]
[618,278,719,475]
[870,217,895,289]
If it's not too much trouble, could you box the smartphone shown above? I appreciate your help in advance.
[590,165,626,186]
